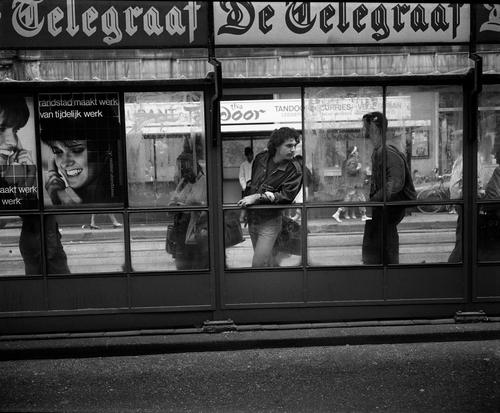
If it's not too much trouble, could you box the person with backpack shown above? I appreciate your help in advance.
[361,112,416,264]
[332,146,370,222]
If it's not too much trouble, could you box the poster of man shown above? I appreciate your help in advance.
[38,93,123,207]
[0,95,38,210]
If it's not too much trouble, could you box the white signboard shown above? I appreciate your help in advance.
[215,2,470,45]
[221,97,411,126]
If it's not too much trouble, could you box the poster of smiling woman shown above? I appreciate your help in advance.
[0,94,38,210]
[38,93,123,207]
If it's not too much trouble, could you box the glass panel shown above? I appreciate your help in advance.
[400,205,459,264]
[125,92,206,207]
[221,90,302,205]
[130,211,208,272]
[130,212,173,272]
[478,85,500,200]
[0,95,39,210]
[225,208,302,269]
[164,210,209,270]
[38,92,123,208]
[0,215,38,276]
[387,86,463,201]
[48,214,124,274]
[304,87,381,203]
[307,207,377,266]
[478,204,500,262]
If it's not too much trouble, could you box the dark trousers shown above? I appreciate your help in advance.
[362,207,405,265]
[19,215,70,275]
[448,206,462,263]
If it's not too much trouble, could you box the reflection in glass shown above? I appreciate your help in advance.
[308,207,381,266]
[304,87,381,203]
[309,206,458,266]
[386,86,463,202]
[225,208,302,269]
[399,206,459,264]
[54,214,124,274]
[0,215,38,276]
[130,212,174,272]
[478,204,500,262]
[478,85,500,200]
[164,209,209,270]
[125,91,205,207]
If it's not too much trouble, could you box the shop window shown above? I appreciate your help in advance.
[478,204,500,262]
[130,210,209,272]
[387,85,463,265]
[478,85,500,201]
[125,92,206,208]
[38,92,123,208]
[0,215,39,276]
[46,213,124,275]
[225,207,302,269]
[307,207,381,267]
[304,86,381,204]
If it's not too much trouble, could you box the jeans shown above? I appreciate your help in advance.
[248,212,282,267]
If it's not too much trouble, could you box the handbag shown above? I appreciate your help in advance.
[274,214,301,255]
[165,223,176,256]
[185,211,208,245]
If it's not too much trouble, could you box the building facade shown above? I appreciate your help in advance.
[0,2,499,334]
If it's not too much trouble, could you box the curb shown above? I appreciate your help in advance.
[1,320,500,360]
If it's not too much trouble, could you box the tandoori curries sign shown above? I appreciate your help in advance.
[0,0,208,48]
[214,2,470,45]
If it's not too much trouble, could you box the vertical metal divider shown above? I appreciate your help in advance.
[207,0,224,319]
[382,86,388,301]
[300,86,307,303]
[463,74,476,310]
[467,3,482,307]
[33,91,50,311]
[118,90,132,310]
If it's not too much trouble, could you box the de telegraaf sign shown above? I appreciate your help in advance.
[0,0,207,48]
[215,2,470,45]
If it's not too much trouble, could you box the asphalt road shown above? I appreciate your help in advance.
[1,340,499,412]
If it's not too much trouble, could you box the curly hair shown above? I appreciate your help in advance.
[267,127,300,157]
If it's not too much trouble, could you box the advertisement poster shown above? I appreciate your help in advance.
[38,92,123,207]
[0,95,38,210]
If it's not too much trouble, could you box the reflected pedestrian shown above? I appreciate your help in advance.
[361,112,416,264]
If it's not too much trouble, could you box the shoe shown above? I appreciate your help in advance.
[345,215,350,220]
[90,224,100,230]
[350,215,357,219]
[361,215,372,221]
[332,212,342,223]
[82,224,87,229]
[113,223,123,228]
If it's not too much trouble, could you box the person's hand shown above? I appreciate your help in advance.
[13,149,34,165]
[237,193,260,207]
[45,159,83,205]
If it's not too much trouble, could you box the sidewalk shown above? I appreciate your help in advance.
[1,318,499,360]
